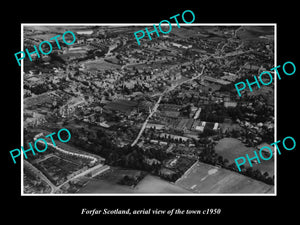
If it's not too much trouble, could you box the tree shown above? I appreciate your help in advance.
[228,163,238,171]
[263,172,269,179]
[223,158,229,166]
[245,167,254,176]
[217,156,224,165]
[253,169,263,180]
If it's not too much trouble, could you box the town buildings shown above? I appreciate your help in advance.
[23,25,275,194]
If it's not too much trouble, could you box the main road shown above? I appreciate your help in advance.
[131,66,205,147]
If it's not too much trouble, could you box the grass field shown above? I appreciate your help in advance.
[24,26,94,34]
[134,175,190,193]
[78,179,135,193]
[176,161,274,194]
[94,167,143,183]
[78,173,190,194]
[215,138,274,175]
[82,58,121,72]
[238,26,274,40]
[78,167,142,193]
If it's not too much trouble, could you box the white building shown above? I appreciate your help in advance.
[193,108,202,119]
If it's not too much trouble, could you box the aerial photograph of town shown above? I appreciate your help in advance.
[22,24,275,194]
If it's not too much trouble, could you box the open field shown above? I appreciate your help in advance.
[176,161,274,193]
[238,26,274,40]
[171,26,226,39]
[78,173,191,194]
[215,138,274,175]
[24,26,94,34]
[82,58,121,72]
[134,175,190,193]
[78,179,135,193]
[94,167,144,184]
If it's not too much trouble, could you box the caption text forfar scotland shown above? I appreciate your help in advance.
[81,208,221,216]
[14,30,76,66]
[10,128,71,164]
[134,10,195,45]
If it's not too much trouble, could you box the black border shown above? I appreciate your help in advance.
[3,4,298,221]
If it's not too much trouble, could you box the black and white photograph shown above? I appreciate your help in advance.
[3,4,298,222]
[21,24,275,195]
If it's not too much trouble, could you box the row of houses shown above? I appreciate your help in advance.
[34,133,102,165]
[146,117,220,135]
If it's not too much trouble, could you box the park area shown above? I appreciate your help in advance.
[214,138,274,176]
[176,161,274,194]
[81,58,121,72]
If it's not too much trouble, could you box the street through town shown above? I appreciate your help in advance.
[131,66,205,147]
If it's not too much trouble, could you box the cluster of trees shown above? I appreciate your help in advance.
[219,74,255,93]
[227,163,274,185]
[66,126,173,176]
[226,103,273,123]
[260,127,274,143]
[195,137,274,185]
[200,111,225,123]
[199,129,218,138]
[179,105,192,117]
[66,127,116,159]
[117,172,146,187]
[199,103,227,123]
[159,170,180,182]
[198,144,229,167]
[49,52,65,64]
[113,145,172,174]
[162,90,194,106]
